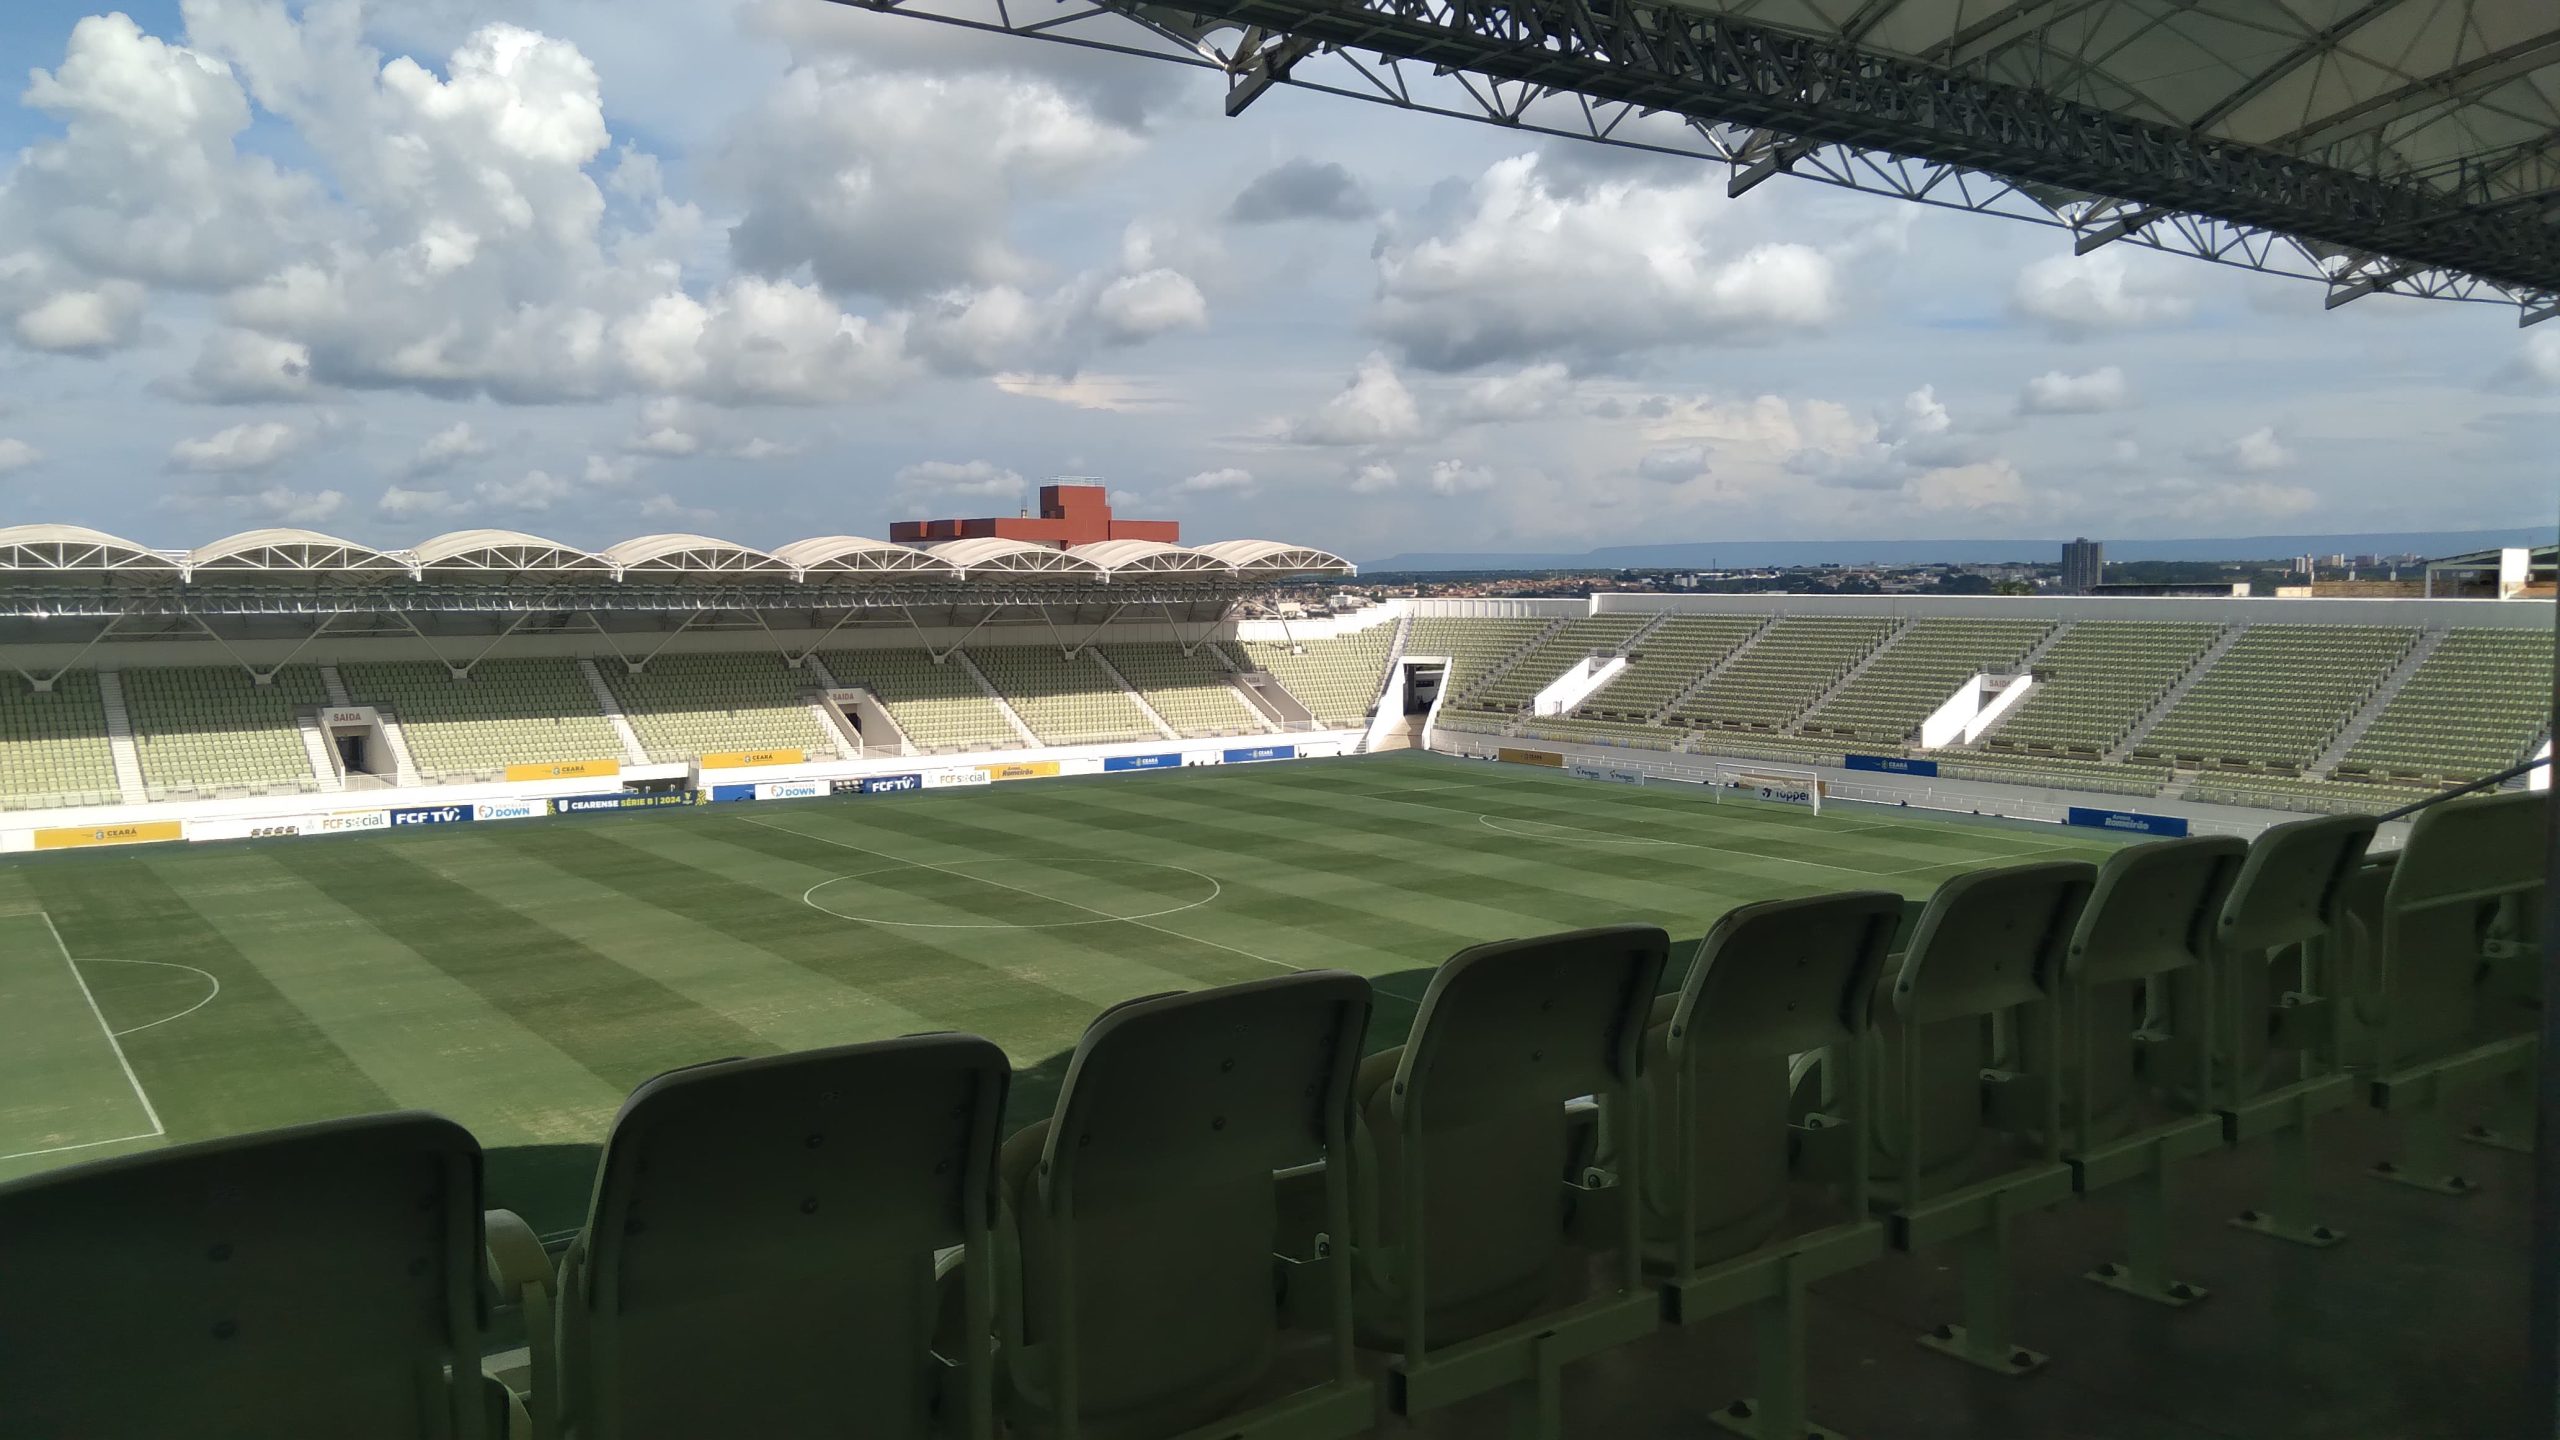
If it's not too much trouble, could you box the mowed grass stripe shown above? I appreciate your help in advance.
[264,839,776,1091]
[13,851,397,1155]
[147,846,625,1149]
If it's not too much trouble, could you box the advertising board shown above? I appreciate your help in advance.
[186,817,308,842]
[700,749,806,770]
[312,810,391,834]
[852,773,924,794]
[1104,753,1182,772]
[505,758,620,782]
[925,768,992,789]
[1223,745,1297,764]
[2065,807,2191,838]
[389,804,474,826]
[475,799,545,821]
[755,780,826,800]
[980,761,1061,782]
[556,791,696,814]
[1495,747,1564,768]
[1568,765,1646,786]
[1846,754,1939,777]
[708,784,758,803]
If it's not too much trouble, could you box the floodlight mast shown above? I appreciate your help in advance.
[836,0,2560,326]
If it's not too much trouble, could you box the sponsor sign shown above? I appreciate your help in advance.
[1104,753,1183,772]
[1846,754,1939,777]
[926,768,992,789]
[1224,745,1298,764]
[1181,752,1222,767]
[1718,774,1819,809]
[321,707,375,728]
[556,791,697,814]
[389,804,474,826]
[2066,806,2191,838]
[506,758,620,782]
[700,748,806,770]
[709,784,758,803]
[980,761,1061,782]
[755,780,826,801]
[32,814,183,845]
[188,816,309,842]
[1569,764,1646,787]
[475,799,545,821]
[313,810,391,834]
[857,772,924,794]
[1495,747,1564,769]
[1296,742,1347,759]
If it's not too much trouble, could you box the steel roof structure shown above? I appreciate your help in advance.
[846,0,2559,323]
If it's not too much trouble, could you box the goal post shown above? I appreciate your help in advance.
[1705,762,1824,815]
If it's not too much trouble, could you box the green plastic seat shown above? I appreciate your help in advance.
[1348,925,1668,1435]
[543,1034,1010,1440]
[999,971,1373,1440]
[0,1112,518,1439]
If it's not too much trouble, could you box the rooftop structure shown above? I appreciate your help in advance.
[888,483,1180,548]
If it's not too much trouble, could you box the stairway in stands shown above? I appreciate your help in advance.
[2107,622,2249,762]
[2306,627,2447,776]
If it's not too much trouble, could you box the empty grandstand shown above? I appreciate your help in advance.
[2132,625,2417,774]
[965,645,1160,745]
[1235,624,1396,727]
[1801,616,2053,743]
[602,652,840,762]
[122,665,330,798]
[0,672,118,809]
[1098,643,1267,736]
[2336,629,2553,787]
[819,648,1019,754]
[1405,616,1552,704]
[1667,616,1896,732]
[1451,616,1648,714]
[341,660,623,781]
[1976,621,2224,761]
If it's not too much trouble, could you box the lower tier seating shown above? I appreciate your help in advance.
[1236,624,1395,726]
[963,646,1158,745]
[340,659,623,779]
[123,665,327,798]
[0,672,119,809]
[603,653,839,762]
[1098,644,1265,736]
[820,648,1020,753]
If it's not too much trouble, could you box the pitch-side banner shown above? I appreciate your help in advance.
[505,758,620,782]
[1495,747,1564,768]
[1224,745,1296,764]
[700,748,806,770]
[980,761,1061,782]
[35,820,186,850]
[2065,806,2190,838]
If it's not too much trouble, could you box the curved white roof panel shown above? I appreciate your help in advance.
[772,536,957,575]
[411,530,608,571]
[1065,540,1234,575]
[927,538,1105,576]
[1195,539,1355,576]
[189,529,404,572]
[0,525,178,572]
[602,534,789,574]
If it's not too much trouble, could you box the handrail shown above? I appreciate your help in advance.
[2374,753,2549,822]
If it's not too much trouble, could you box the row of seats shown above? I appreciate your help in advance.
[1519,716,1683,750]
[1404,617,1552,703]
[1801,617,2053,742]
[9,791,2535,1439]
[1236,625,1397,726]
[1453,616,1648,713]
[123,665,330,798]
[1982,621,2223,759]
[1666,616,1896,731]
[0,671,121,808]
[2338,628,2551,784]
[1095,644,1266,736]
[1573,615,1766,720]
[603,654,842,763]
[963,647,1159,747]
[1935,752,2169,797]
[820,648,1020,754]
[2133,625,2417,772]
[342,660,625,780]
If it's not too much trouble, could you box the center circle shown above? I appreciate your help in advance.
[803,858,1223,930]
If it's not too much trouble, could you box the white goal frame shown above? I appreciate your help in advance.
[1705,762,1825,815]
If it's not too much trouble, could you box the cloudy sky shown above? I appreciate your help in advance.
[0,0,2553,561]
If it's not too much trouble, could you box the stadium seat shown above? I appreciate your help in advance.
[2353,791,2545,1196]
[2049,835,2247,1307]
[1347,925,1668,1437]
[998,972,1374,1440]
[0,1112,528,1439]
[540,1035,1011,1440]
[1871,860,2092,1374]
[1639,890,1902,1440]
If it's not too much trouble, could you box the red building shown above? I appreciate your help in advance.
[890,484,1178,548]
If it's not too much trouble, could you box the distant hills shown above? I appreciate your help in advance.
[1360,528,2551,573]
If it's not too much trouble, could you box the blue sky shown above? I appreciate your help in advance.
[0,0,2552,559]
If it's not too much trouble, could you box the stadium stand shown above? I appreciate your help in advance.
[818,648,1019,754]
[2335,628,2552,786]
[1098,643,1265,736]
[0,671,119,810]
[1667,616,1895,731]
[2186,772,2440,814]
[1934,753,2167,797]
[1978,621,2222,760]
[123,665,328,797]
[1571,614,1766,721]
[340,659,623,780]
[1236,625,1395,726]
[602,653,838,762]
[1519,715,1682,750]
[1454,616,1648,713]
[1801,617,2053,743]
[1405,617,1551,703]
[964,645,1159,745]
[2133,625,2416,773]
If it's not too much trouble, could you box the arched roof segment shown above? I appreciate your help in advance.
[410,530,608,571]
[0,525,178,572]
[188,529,405,573]
[1195,539,1355,576]
[926,539,1104,576]
[602,534,789,574]
[772,536,957,576]
[1066,540,1235,575]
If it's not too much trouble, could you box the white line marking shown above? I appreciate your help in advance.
[39,911,163,1139]
[1469,811,1894,879]
[75,959,222,1037]
[0,1130,162,1164]
[740,816,1303,975]
[799,859,1222,930]
[1477,813,1688,848]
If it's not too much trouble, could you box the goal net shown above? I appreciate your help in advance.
[1706,762,1824,815]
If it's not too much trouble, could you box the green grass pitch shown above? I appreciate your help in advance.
[0,751,2123,1234]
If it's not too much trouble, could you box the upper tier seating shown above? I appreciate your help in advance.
[1520,716,1682,750]
[603,653,838,762]
[0,671,119,810]
[1666,616,1895,731]
[1980,621,2221,758]
[964,646,1159,745]
[1237,624,1395,726]
[340,659,623,779]
[123,665,327,797]
[1801,617,2053,743]
[818,648,1019,754]
[1405,617,1551,702]
[2336,628,2551,785]
[1098,644,1265,736]
[1456,617,1649,713]
[2135,625,2416,772]
[1574,615,1766,720]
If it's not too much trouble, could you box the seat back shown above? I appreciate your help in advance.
[0,1113,491,1440]
[2374,791,2548,1071]
[1651,891,1901,1267]
[1015,971,1371,1435]
[2054,837,2247,1150]
[560,1034,1009,1440]
[1877,862,2094,1200]
[1360,925,1668,1352]
[2209,814,2375,1102]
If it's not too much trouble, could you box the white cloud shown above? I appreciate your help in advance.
[243,484,344,523]
[1281,353,1425,446]
[1227,159,1374,225]
[1452,363,1572,425]
[1348,462,1398,494]
[2195,426,2296,474]
[0,439,41,474]
[2019,365,2132,414]
[2505,330,2560,391]
[624,397,700,456]
[1427,458,1495,496]
[405,421,488,477]
[2108,476,2318,525]
[1373,153,1835,370]
[474,468,580,512]
[1171,466,1255,496]
[180,328,314,401]
[639,492,716,524]
[12,282,144,352]
[734,437,798,460]
[1635,443,1709,484]
[168,420,302,474]
[896,459,1023,502]
[377,483,466,519]
[2012,251,2192,335]
[1091,269,1207,340]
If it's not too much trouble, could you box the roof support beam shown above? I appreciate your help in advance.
[1728,133,1818,197]
[2273,31,2560,155]
[1922,0,2106,69]
[2326,260,2424,309]
[1226,32,1315,114]
[2073,203,2166,253]
[2182,0,2397,135]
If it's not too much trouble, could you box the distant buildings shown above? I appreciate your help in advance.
[2060,537,2105,594]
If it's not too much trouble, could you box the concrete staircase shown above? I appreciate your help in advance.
[1647,616,1778,724]
[1374,614,1412,718]
[2011,620,2075,674]
[2109,623,2250,762]
[1617,610,1675,651]
[950,649,1043,748]
[319,666,354,707]
[94,670,148,804]
[1088,649,1182,741]
[1454,617,1567,707]
[1787,617,1913,732]
[295,713,345,791]
[372,713,424,786]
[1202,643,1291,733]
[2308,627,2445,776]
[796,655,866,759]
[577,658,653,764]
